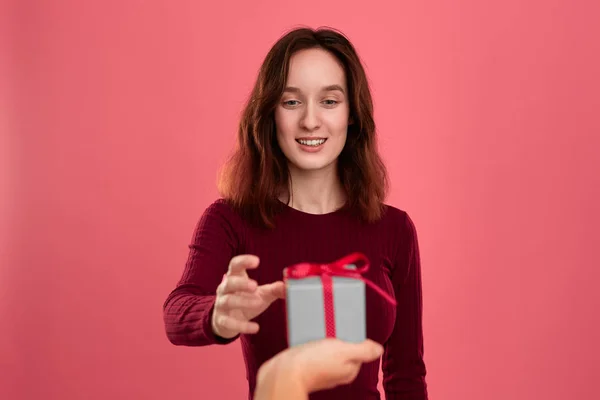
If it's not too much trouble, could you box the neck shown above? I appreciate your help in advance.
[281,164,346,214]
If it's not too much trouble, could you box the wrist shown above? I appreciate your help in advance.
[279,358,310,393]
[210,302,237,339]
[255,357,309,400]
[211,318,236,340]
[270,365,308,400]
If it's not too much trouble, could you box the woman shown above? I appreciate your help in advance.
[163,26,428,400]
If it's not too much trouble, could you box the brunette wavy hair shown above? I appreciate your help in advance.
[217,26,389,229]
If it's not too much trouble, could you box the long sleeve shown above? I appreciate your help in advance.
[382,212,428,400]
[162,200,241,346]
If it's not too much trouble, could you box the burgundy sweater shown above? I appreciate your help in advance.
[163,199,428,400]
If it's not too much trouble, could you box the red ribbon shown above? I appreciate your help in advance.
[283,252,397,338]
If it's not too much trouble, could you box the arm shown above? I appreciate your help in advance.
[382,212,428,400]
[162,200,240,346]
[254,363,308,400]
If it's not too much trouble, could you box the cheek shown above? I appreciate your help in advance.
[325,120,349,139]
[274,111,295,138]
[324,108,350,133]
[274,112,294,156]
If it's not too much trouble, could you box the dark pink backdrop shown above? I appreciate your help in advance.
[1,1,599,399]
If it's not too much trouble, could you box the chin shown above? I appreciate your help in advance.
[290,157,337,172]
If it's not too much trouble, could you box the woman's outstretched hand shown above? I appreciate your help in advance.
[211,254,285,339]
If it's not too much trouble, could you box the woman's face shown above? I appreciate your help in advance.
[275,48,351,174]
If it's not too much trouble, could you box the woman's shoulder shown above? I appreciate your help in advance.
[380,203,409,224]
[204,197,233,212]
[201,198,243,222]
[190,198,249,243]
[380,203,419,239]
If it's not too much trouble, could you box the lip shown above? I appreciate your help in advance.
[295,137,327,153]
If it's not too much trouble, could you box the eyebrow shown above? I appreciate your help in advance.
[283,84,345,94]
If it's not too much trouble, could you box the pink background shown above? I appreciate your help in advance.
[2,0,599,399]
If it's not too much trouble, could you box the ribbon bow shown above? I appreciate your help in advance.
[284,252,397,306]
[284,252,397,339]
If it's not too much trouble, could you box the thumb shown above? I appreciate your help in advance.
[258,281,286,301]
[342,339,384,363]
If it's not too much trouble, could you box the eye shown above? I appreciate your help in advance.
[322,99,339,106]
[283,100,300,107]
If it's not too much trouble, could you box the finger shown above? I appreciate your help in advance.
[258,281,286,301]
[227,255,260,276]
[340,339,384,362]
[217,275,258,295]
[338,362,362,385]
[214,314,259,334]
[215,293,263,311]
[311,360,363,392]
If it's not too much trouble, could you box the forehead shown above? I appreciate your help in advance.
[285,48,347,89]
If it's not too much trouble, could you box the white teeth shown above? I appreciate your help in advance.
[297,139,326,146]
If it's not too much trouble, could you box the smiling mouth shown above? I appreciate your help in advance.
[295,138,327,147]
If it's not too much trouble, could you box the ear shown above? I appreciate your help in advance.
[348,115,354,125]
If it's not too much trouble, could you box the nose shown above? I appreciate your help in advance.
[300,102,321,131]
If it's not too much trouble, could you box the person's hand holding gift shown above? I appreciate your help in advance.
[254,338,384,399]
